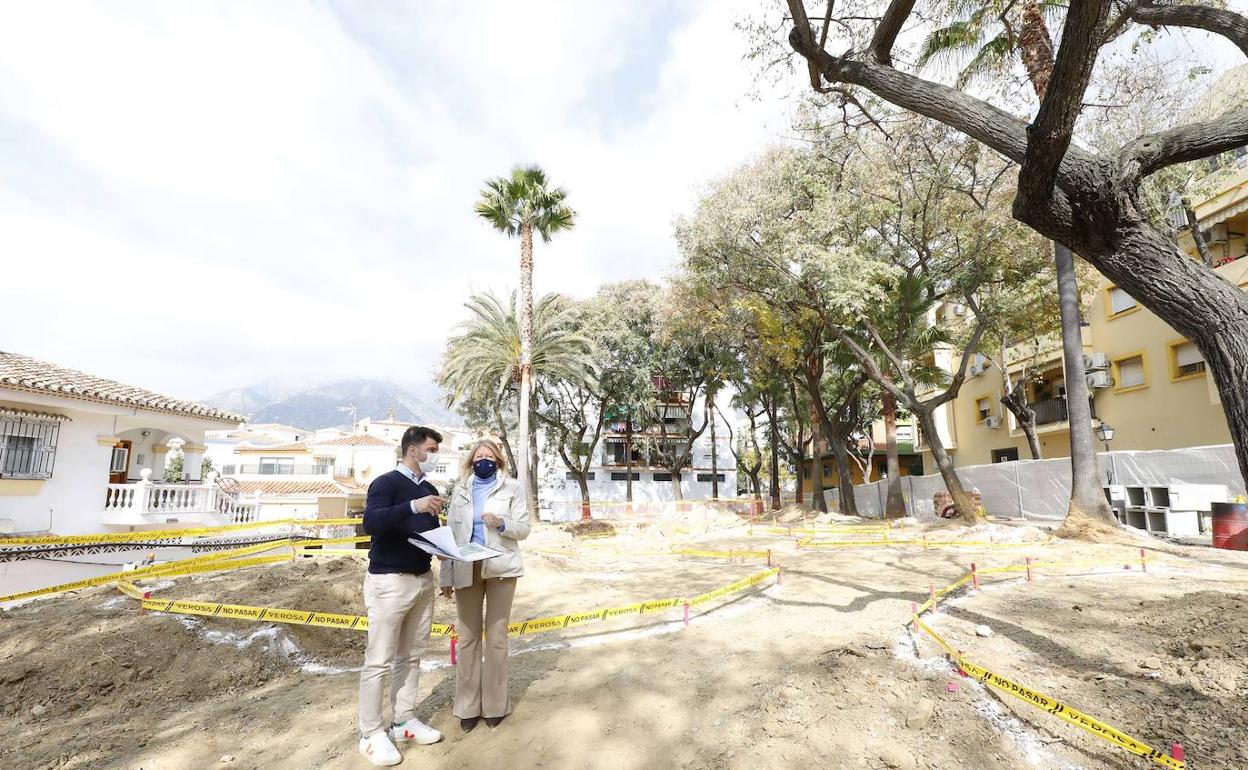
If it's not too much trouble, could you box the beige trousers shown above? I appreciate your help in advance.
[358,571,435,736]
[453,562,517,719]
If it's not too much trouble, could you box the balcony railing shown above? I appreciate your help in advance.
[104,470,258,525]
[1030,397,1068,426]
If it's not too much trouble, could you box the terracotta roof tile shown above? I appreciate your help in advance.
[0,351,243,424]
[316,434,395,447]
[234,479,365,497]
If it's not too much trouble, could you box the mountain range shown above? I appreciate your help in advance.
[204,378,461,429]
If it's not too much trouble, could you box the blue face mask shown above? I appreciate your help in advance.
[473,459,498,479]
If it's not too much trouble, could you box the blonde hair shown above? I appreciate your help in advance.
[460,439,507,480]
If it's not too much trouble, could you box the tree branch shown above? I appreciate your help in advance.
[1019,1,1110,204]
[869,0,916,65]
[785,8,1098,186]
[1123,1,1248,57]
[1125,108,1248,181]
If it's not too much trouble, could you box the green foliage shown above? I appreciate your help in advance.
[163,452,183,483]
[474,165,576,242]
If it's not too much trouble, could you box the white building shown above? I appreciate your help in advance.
[0,351,250,600]
[537,388,738,514]
[358,417,484,491]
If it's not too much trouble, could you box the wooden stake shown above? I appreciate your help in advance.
[1025,557,1032,582]
[970,563,979,591]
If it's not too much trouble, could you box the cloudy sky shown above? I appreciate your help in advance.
[1,2,1243,403]
[0,1,791,399]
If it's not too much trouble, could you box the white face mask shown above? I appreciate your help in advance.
[417,449,439,475]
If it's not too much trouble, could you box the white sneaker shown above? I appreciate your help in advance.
[390,716,443,745]
[358,733,402,766]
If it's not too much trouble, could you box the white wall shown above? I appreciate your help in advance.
[0,389,227,535]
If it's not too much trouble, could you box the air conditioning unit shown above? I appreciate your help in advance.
[985,415,1002,429]
[969,362,983,376]
[1083,352,1109,371]
[1086,370,1113,389]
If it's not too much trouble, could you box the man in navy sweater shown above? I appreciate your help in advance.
[357,425,447,766]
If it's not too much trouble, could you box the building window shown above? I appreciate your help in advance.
[696,473,725,482]
[259,457,295,475]
[653,472,673,482]
[1112,353,1148,393]
[109,445,130,474]
[802,465,810,479]
[1106,286,1138,318]
[565,471,597,480]
[313,457,334,474]
[1168,340,1206,381]
[221,464,236,475]
[0,417,60,479]
[975,396,991,422]
[609,471,640,482]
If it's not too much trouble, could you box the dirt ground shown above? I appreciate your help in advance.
[2,510,1247,770]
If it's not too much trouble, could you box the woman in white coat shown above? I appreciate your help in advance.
[439,439,529,732]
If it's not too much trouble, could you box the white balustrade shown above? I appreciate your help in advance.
[103,467,258,524]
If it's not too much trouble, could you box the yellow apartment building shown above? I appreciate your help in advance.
[916,150,1248,471]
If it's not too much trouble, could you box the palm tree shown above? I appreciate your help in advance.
[439,291,591,483]
[475,167,576,515]
[918,2,1116,528]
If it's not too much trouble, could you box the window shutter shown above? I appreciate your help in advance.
[1175,343,1203,367]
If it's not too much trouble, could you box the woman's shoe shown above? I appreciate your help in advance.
[484,715,506,728]
[460,717,480,732]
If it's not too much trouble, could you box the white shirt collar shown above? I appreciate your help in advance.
[396,463,425,485]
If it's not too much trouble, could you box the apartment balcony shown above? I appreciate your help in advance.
[102,469,258,526]
[1030,397,1068,426]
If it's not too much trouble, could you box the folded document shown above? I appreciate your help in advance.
[408,525,501,562]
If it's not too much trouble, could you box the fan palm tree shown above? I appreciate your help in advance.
[475,166,576,514]
[439,290,590,485]
[918,2,1115,527]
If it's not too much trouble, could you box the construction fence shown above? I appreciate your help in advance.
[835,444,1244,521]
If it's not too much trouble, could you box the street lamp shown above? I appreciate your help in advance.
[1095,423,1115,484]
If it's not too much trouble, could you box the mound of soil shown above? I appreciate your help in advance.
[565,520,616,538]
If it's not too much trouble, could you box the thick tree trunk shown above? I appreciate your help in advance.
[881,391,906,518]
[915,408,980,524]
[670,470,684,501]
[528,386,540,511]
[767,410,782,510]
[792,454,805,506]
[830,438,856,516]
[576,472,591,521]
[1021,203,1248,507]
[1054,242,1117,526]
[493,402,519,478]
[624,411,634,504]
[708,395,720,499]
[809,433,827,513]
[517,223,538,517]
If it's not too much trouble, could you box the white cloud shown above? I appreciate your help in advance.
[0,0,789,400]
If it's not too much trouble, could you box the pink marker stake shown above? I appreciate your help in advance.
[929,583,937,609]
[1025,557,1033,582]
[450,635,458,666]
[683,602,690,627]
[1170,743,1184,762]
[1140,548,1147,573]
[970,563,979,591]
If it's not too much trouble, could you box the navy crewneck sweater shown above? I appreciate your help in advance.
[362,469,441,575]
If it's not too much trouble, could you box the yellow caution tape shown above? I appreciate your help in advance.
[128,567,780,640]
[908,553,1180,769]
[0,517,363,547]
[675,548,770,560]
[0,547,292,604]
[912,618,1182,769]
[291,536,371,547]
